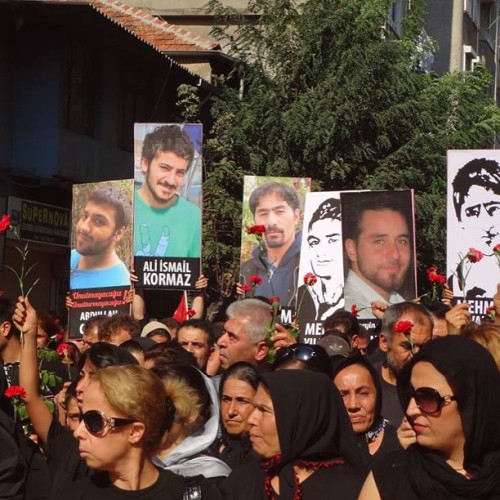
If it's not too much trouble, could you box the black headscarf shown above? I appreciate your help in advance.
[259,369,364,499]
[397,335,500,499]
[331,355,383,431]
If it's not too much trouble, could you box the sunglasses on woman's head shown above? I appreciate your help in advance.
[277,345,318,364]
[410,387,456,415]
[80,410,136,435]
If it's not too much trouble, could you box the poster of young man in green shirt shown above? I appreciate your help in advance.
[133,123,202,290]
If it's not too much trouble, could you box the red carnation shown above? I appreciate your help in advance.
[186,309,196,318]
[5,386,27,399]
[427,267,446,284]
[394,320,414,334]
[241,284,252,292]
[268,296,280,305]
[0,214,11,233]
[246,225,266,236]
[467,248,484,263]
[351,305,359,318]
[303,273,317,286]
[494,244,500,256]
[249,274,263,286]
[56,343,72,357]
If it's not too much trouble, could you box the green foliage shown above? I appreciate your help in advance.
[203,0,500,295]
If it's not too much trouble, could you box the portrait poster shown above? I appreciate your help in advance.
[447,150,500,320]
[68,179,133,338]
[297,192,345,343]
[340,190,417,327]
[133,123,202,290]
[239,176,311,322]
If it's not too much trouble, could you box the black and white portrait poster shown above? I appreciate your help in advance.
[341,190,417,325]
[447,150,500,319]
[296,192,345,343]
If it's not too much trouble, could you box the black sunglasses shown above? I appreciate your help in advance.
[410,387,456,415]
[80,410,136,434]
[276,345,318,364]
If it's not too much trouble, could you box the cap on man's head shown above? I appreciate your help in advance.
[317,334,351,358]
[141,321,170,338]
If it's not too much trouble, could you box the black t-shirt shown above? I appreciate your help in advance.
[56,468,184,500]
[373,361,404,427]
[46,415,91,498]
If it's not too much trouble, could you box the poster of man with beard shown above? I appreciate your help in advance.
[239,176,311,314]
[133,123,202,290]
[341,190,417,324]
[68,180,133,337]
[447,150,500,321]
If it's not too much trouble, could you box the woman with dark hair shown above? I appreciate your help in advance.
[152,362,230,484]
[359,335,500,499]
[332,355,400,463]
[209,361,259,468]
[221,369,366,499]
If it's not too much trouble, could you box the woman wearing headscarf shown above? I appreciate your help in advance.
[359,335,500,499]
[332,355,400,464]
[221,370,366,499]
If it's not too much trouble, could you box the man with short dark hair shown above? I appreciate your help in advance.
[374,302,433,426]
[342,192,413,319]
[98,313,140,345]
[241,181,301,306]
[71,184,132,289]
[177,319,215,371]
[134,125,201,258]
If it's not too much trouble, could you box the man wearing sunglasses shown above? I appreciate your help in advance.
[374,302,433,427]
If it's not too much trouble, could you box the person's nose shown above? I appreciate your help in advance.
[218,332,228,349]
[228,400,238,417]
[247,407,258,427]
[406,397,421,418]
[386,240,401,260]
[73,418,86,440]
[346,394,360,411]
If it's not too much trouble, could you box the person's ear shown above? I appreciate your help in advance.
[113,226,126,242]
[140,157,149,175]
[0,321,12,339]
[128,421,146,445]
[293,209,300,225]
[351,334,359,350]
[254,341,269,362]
[379,334,389,353]
[345,239,357,262]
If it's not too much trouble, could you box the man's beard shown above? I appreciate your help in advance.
[386,350,404,376]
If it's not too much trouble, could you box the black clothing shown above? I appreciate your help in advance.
[372,361,404,427]
[357,424,400,466]
[208,435,259,470]
[374,336,500,499]
[221,460,362,500]
[56,468,184,500]
[46,416,90,498]
[0,408,49,500]
[222,370,366,500]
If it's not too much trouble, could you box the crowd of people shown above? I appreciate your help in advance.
[0,283,500,499]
